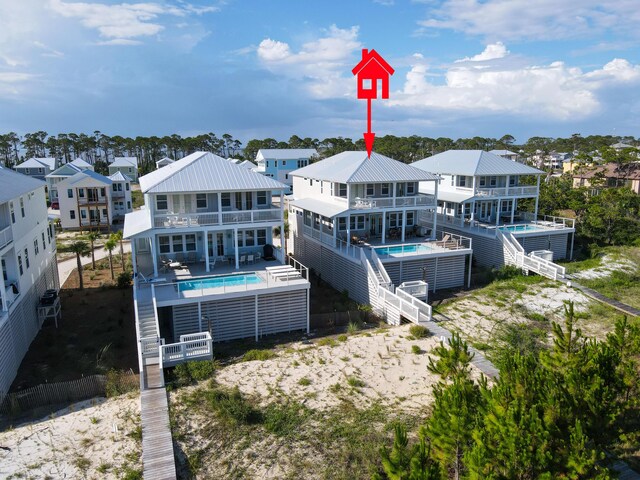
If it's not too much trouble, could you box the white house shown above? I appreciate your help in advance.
[156,157,174,169]
[108,171,133,223]
[14,158,57,181]
[123,152,310,368]
[0,167,58,398]
[255,149,317,194]
[109,157,139,182]
[69,158,94,171]
[46,163,83,204]
[412,150,575,273]
[57,170,115,231]
[489,149,521,163]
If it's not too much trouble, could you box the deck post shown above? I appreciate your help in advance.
[534,175,541,219]
[306,288,310,334]
[433,257,438,292]
[150,235,158,277]
[496,199,501,226]
[234,227,239,269]
[401,210,406,242]
[255,294,259,342]
[570,231,575,260]
[510,197,516,224]
[0,267,6,311]
[198,302,202,331]
[381,212,386,245]
[432,180,439,239]
[467,252,472,288]
[204,230,210,272]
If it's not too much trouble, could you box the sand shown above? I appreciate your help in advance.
[0,394,141,480]
[571,254,637,280]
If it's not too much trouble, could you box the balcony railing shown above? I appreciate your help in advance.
[350,194,436,210]
[475,186,538,197]
[77,197,108,205]
[0,225,12,250]
[112,191,126,198]
[154,208,282,228]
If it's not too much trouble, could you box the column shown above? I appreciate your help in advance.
[217,193,223,225]
[0,260,6,311]
[280,192,285,254]
[131,240,137,276]
[346,214,351,245]
[401,210,406,242]
[510,198,516,224]
[204,230,210,272]
[392,182,397,207]
[505,175,510,195]
[470,200,476,223]
[534,175,541,220]
[234,227,239,269]
[332,218,337,246]
[432,179,439,240]
[496,199,501,226]
[381,212,386,245]
[150,236,158,277]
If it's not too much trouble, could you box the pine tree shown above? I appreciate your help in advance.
[375,424,442,480]
[427,332,475,381]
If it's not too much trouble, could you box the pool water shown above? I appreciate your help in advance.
[375,244,433,256]
[178,273,263,292]
[499,224,545,233]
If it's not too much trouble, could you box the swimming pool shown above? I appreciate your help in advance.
[499,224,546,233]
[178,273,263,292]
[375,244,434,256]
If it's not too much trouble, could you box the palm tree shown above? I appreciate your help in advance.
[86,231,101,270]
[111,230,126,271]
[69,241,91,289]
[104,237,117,280]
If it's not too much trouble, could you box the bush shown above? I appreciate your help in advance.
[105,369,139,397]
[347,376,366,388]
[242,349,277,362]
[491,265,523,281]
[411,345,422,354]
[409,324,430,339]
[174,360,217,384]
[263,401,309,436]
[347,320,363,335]
[201,385,262,426]
[117,271,132,289]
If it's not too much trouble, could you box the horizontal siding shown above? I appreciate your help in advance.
[258,290,307,337]
[172,303,199,340]
[383,255,466,291]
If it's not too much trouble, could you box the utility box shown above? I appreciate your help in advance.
[530,250,553,262]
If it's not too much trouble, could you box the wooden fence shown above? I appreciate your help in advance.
[0,371,139,417]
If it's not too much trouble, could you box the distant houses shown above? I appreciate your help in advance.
[14,157,57,181]
[572,163,640,194]
[255,149,317,194]
[109,156,139,182]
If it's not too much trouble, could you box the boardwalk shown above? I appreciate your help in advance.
[141,365,177,480]
[564,277,640,317]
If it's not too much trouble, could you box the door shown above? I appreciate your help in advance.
[172,195,181,213]
[370,214,382,236]
[216,233,224,256]
[479,202,491,221]
[184,195,192,213]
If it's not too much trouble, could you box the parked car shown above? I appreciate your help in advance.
[50,201,59,209]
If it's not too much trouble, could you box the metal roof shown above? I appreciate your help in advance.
[108,171,132,182]
[412,150,543,176]
[70,158,92,169]
[0,166,45,202]
[435,190,476,204]
[156,157,174,167]
[46,163,83,178]
[139,151,289,194]
[290,151,439,184]
[59,170,112,187]
[256,149,318,160]
[123,209,152,238]
[16,157,56,170]
[489,149,518,156]
[289,197,349,218]
[110,157,138,167]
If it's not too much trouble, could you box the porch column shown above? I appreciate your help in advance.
[332,218,337,246]
[217,193,222,225]
[534,175,541,220]
[130,239,137,275]
[496,199,501,226]
[150,235,158,277]
[401,210,406,242]
[505,175,510,195]
[381,212,386,245]
[0,261,6,311]
[432,180,439,240]
[472,176,477,195]
[392,182,397,208]
[234,227,239,269]
[280,191,285,254]
[346,214,351,245]
[510,197,516,224]
[204,230,210,273]
[470,201,476,222]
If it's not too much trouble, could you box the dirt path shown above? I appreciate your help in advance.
[57,241,131,286]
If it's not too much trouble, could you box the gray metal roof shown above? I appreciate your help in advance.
[46,163,83,178]
[123,209,152,238]
[489,149,518,156]
[291,151,439,184]
[108,171,132,182]
[412,150,543,176]
[435,190,476,204]
[59,170,112,187]
[289,197,349,218]
[110,157,138,167]
[0,166,45,202]
[257,149,318,160]
[140,151,289,194]
[16,157,56,170]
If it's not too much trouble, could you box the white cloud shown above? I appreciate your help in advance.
[257,25,362,99]
[455,42,508,62]
[33,41,64,58]
[389,45,640,120]
[0,72,39,98]
[418,0,640,41]
[47,0,217,45]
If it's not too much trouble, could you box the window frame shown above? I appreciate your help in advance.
[196,193,207,209]
[156,195,168,211]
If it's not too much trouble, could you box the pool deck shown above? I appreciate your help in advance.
[367,237,472,260]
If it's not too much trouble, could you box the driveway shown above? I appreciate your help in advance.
[57,241,132,286]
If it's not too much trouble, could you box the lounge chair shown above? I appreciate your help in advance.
[176,252,185,263]
[239,255,246,265]
[435,234,451,247]
[247,254,255,264]
[186,252,197,264]
[208,257,216,270]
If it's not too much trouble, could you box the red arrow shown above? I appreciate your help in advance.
[364,98,375,157]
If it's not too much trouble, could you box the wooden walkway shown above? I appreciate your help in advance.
[564,278,640,317]
[141,364,177,480]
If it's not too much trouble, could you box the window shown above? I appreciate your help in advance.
[274,161,278,168]
[67,189,73,198]
[9,202,15,223]
[38,168,43,174]
[338,217,346,231]
[304,211,311,227]
[42,232,46,249]
[221,193,231,208]
[80,210,87,219]
[100,188,106,197]
[24,248,29,269]
[285,174,289,180]
[406,212,415,226]
[127,201,131,209]
[102,208,108,217]
[362,78,372,89]
[366,184,374,196]
[349,215,365,230]
[407,183,415,194]
[338,183,347,197]
[78,188,85,198]
[47,226,51,244]
[34,239,39,255]
[128,167,132,173]
[309,178,312,186]
[257,229,267,245]
[196,194,207,209]
[237,231,244,247]
[20,197,25,217]
[70,210,76,219]
[1,259,6,282]
[490,176,497,187]
[479,177,486,187]
[185,234,196,251]
[156,195,168,210]
[172,235,183,252]
[257,191,267,206]
[25,168,30,174]
[502,200,512,212]
[112,184,117,192]
[126,183,130,191]
[381,183,389,196]
[245,230,255,247]
[159,236,170,253]
[509,176,516,186]
[18,255,23,275]
[235,192,243,210]
[396,183,405,197]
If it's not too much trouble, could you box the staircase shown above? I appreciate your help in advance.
[134,284,162,365]
[496,228,566,281]
[362,248,389,287]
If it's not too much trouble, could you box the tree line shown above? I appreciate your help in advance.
[1,131,636,173]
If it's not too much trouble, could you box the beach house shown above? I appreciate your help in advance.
[109,157,139,182]
[255,149,317,194]
[412,150,574,278]
[0,167,59,397]
[123,152,310,368]
[14,157,57,181]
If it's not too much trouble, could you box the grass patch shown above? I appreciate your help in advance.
[337,334,348,342]
[263,401,310,437]
[411,345,422,355]
[347,376,366,388]
[242,349,277,362]
[172,359,218,385]
[298,377,311,386]
[347,320,363,335]
[408,324,430,339]
[185,382,263,426]
[581,270,640,309]
[317,337,338,347]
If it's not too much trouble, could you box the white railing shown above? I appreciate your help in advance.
[395,288,432,322]
[273,245,285,263]
[378,286,432,324]
[151,284,161,337]
[475,186,538,196]
[520,212,576,229]
[154,208,281,228]
[361,249,392,291]
[3,282,19,310]
[506,186,538,196]
[160,332,213,368]
[496,228,565,280]
[0,225,12,250]
[351,194,436,209]
[302,224,361,260]
[370,248,392,285]
[221,208,281,225]
[396,281,429,301]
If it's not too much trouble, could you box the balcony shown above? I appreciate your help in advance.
[153,208,282,228]
[112,190,126,198]
[475,185,538,197]
[0,225,12,251]
[77,197,109,205]
[349,194,436,210]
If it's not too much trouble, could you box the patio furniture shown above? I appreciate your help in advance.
[247,254,255,264]
[176,252,185,263]
[435,234,451,247]
[186,252,197,264]
[254,251,261,262]
[208,257,216,270]
[239,255,246,265]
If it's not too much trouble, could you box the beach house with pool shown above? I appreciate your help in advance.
[123,151,310,368]
[411,150,575,278]
[288,151,472,325]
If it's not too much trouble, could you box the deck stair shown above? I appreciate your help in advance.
[496,228,566,281]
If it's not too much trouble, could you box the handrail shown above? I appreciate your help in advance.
[154,208,282,228]
[497,228,565,280]
[395,288,432,320]
[370,248,392,285]
[132,276,144,374]
[160,332,213,368]
[0,225,13,251]
[151,283,161,338]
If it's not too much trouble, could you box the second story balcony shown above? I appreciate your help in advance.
[339,193,437,210]
[153,208,282,228]
[474,185,538,197]
[0,225,12,251]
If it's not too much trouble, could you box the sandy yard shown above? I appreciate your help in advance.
[0,394,141,480]
[570,254,638,280]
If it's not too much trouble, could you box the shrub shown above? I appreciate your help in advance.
[105,369,139,397]
[263,401,309,436]
[201,385,262,426]
[298,377,311,386]
[242,349,277,362]
[411,345,422,354]
[338,334,348,342]
[347,320,363,335]
[409,324,430,339]
[491,264,523,281]
[174,359,218,384]
[347,376,366,388]
[116,271,132,289]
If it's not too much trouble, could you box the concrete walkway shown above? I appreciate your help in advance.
[563,276,639,317]
[57,241,131,286]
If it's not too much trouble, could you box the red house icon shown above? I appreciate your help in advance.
[352,49,395,100]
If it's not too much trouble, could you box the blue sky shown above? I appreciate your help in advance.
[1,0,639,144]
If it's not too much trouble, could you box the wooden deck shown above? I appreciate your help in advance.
[141,365,177,480]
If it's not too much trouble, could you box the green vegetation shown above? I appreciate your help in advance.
[375,303,640,478]
[172,359,218,385]
[581,269,640,310]
[410,345,422,355]
[131,190,144,209]
[347,320,363,335]
[241,349,277,362]
[347,376,366,388]
[298,377,311,386]
[408,324,430,339]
